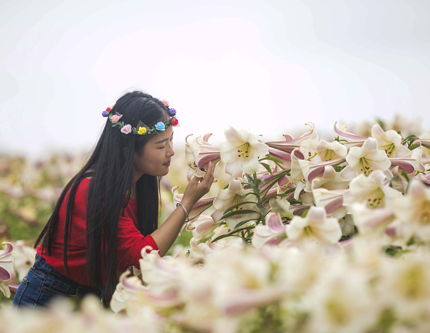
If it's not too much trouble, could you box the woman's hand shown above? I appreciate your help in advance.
[151,161,217,256]
[181,161,216,211]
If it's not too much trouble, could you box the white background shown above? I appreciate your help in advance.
[1,0,429,157]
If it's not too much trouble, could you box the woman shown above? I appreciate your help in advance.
[13,91,215,308]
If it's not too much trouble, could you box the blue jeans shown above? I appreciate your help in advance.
[13,254,101,309]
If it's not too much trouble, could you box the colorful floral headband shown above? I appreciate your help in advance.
[101,100,179,135]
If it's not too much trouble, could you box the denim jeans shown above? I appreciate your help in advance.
[13,254,101,309]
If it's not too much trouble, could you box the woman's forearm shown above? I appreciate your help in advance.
[150,162,215,257]
[150,200,193,257]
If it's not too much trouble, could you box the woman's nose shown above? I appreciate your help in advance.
[167,142,175,157]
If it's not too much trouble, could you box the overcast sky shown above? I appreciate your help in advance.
[1,0,429,158]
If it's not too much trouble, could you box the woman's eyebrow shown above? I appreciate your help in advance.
[155,138,168,144]
[154,132,174,144]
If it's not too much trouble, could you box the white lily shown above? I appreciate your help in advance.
[286,206,342,246]
[266,122,317,154]
[0,242,15,298]
[252,213,288,249]
[313,188,348,219]
[212,177,259,230]
[350,202,395,237]
[185,134,221,181]
[345,137,391,176]
[389,147,425,175]
[334,121,368,147]
[172,186,215,221]
[393,179,430,242]
[344,170,402,209]
[191,215,219,242]
[371,123,410,157]
[298,122,320,160]
[311,165,350,190]
[13,240,36,282]
[316,139,348,161]
[220,126,269,176]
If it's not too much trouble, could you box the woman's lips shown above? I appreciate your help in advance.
[163,162,171,166]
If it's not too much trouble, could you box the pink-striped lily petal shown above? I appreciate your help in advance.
[389,158,416,174]
[9,283,20,294]
[334,122,368,141]
[195,217,217,234]
[223,289,283,316]
[266,213,285,233]
[266,123,316,149]
[292,205,311,216]
[363,208,395,228]
[0,242,13,258]
[293,149,305,160]
[197,155,221,169]
[419,139,430,149]
[324,197,344,215]
[0,267,11,281]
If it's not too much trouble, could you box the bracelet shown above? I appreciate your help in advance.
[176,202,190,223]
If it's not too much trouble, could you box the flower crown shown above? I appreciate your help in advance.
[101,100,179,135]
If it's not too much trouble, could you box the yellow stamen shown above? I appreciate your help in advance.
[236,142,251,159]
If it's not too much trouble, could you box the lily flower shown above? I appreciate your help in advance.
[286,206,342,246]
[220,126,269,176]
[311,165,350,190]
[0,242,14,298]
[212,177,259,230]
[185,134,221,181]
[389,147,425,175]
[345,137,391,176]
[334,121,367,147]
[191,215,219,242]
[252,213,288,249]
[266,122,317,154]
[392,179,430,242]
[371,123,410,157]
[350,203,395,237]
[344,170,402,209]
[267,147,292,170]
[313,188,348,219]
[291,148,345,199]
[316,139,348,161]
[172,186,215,221]
[13,240,36,281]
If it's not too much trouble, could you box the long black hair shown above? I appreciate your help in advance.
[35,91,170,306]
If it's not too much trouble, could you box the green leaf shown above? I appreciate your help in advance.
[221,209,260,220]
[288,199,302,205]
[334,165,346,172]
[234,218,258,230]
[259,156,282,164]
[264,189,295,202]
[409,144,420,151]
[223,201,259,214]
[401,170,410,182]
[402,134,418,145]
[260,162,273,174]
[239,192,259,201]
[212,226,254,243]
[301,209,309,217]
[376,119,385,131]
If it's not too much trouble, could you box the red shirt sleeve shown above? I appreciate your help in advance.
[116,214,159,269]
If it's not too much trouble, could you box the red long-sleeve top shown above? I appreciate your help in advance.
[36,178,159,286]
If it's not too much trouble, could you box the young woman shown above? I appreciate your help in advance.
[13,91,215,308]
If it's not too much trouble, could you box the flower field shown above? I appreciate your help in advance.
[2,116,430,332]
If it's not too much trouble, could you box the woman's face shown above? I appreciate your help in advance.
[133,126,175,180]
